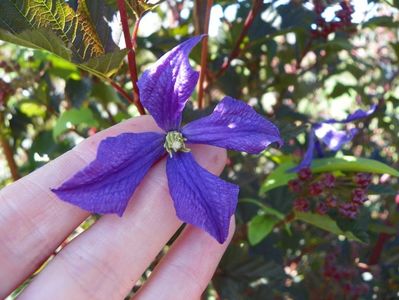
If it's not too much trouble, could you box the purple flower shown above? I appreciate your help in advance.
[292,104,376,171]
[52,36,282,243]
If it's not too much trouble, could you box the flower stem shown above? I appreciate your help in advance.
[197,0,213,109]
[214,0,263,79]
[117,0,146,115]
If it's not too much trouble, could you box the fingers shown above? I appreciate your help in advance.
[0,116,160,297]
[18,144,228,300]
[134,218,235,300]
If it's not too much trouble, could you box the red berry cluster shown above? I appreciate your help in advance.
[311,0,355,39]
[289,168,372,219]
[323,250,369,298]
[338,174,371,219]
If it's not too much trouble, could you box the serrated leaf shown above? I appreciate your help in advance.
[0,0,125,78]
[81,49,128,78]
[295,212,367,243]
[53,107,98,139]
[248,214,279,245]
[261,156,399,194]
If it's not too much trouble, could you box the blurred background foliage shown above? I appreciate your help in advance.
[1,0,399,299]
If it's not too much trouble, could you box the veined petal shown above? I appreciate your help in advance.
[182,97,283,154]
[137,36,203,131]
[314,123,358,151]
[167,152,239,243]
[52,132,165,216]
[324,104,377,124]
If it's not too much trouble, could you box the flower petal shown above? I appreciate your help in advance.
[52,132,165,216]
[314,123,358,151]
[290,129,316,172]
[324,104,377,124]
[137,36,203,131]
[166,152,239,243]
[182,97,283,154]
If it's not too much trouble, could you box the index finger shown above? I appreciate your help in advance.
[0,115,160,297]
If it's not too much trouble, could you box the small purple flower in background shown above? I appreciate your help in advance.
[292,104,377,171]
[52,36,282,243]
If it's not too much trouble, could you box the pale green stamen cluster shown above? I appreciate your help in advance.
[164,131,190,157]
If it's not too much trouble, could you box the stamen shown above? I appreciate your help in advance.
[164,131,190,157]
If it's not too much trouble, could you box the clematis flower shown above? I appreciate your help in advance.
[52,36,282,243]
[292,104,377,171]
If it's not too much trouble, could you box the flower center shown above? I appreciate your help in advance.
[164,131,190,157]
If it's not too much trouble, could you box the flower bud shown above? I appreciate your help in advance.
[293,198,310,212]
[309,182,324,196]
[298,167,312,181]
[288,179,302,193]
[351,188,368,205]
[326,195,338,208]
[354,173,372,188]
[322,173,336,188]
[316,201,329,215]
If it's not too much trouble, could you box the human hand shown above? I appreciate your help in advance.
[0,116,234,300]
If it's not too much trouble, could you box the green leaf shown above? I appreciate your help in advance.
[363,16,396,29]
[91,81,120,104]
[80,49,128,78]
[368,184,398,196]
[248,214,279,245]
[18,101,46,117]
[128,0,162,17]
[53,107,98,139]
[240,198,285,220]
[261,156,399,194]
[65,78,92,108]
[329,83,355,98]
[0,0,125,78]
[295,212,366,243]
[335,209,370,243]
[368,223,397,235]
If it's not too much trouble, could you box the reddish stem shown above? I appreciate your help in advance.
[197,0,213,109]
[131,16,141,49]
[0,114,20,181]
[275,212,295,228]
[1,137,20,181]
[117,0,146,115]
[110,81,134,104]
[214,0,263,79]
[368,230,394,265]
[296,39,313,69]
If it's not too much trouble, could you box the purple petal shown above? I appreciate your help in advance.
[182,97,283,154]
[290,129,316,172]
[137,36,203,131]
[52,132,165,216]
[324,104,377,124]
[314,123,358,151]
[167,152,239,243]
